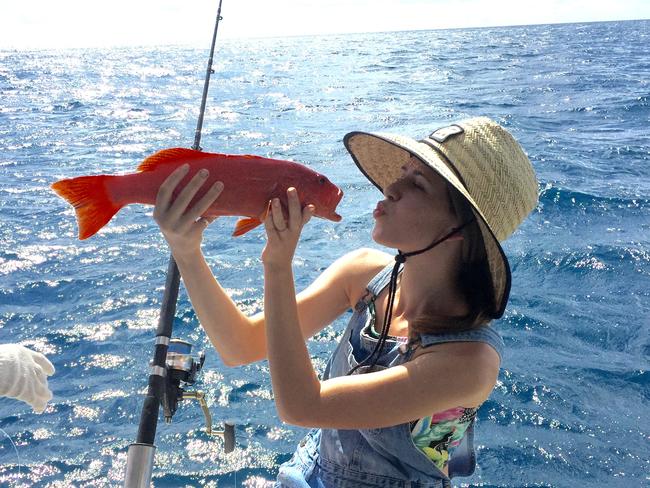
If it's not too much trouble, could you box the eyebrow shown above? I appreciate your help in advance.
[400,165,430,180]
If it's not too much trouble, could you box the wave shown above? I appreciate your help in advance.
[51,100,85,112]
[537,185,649,213]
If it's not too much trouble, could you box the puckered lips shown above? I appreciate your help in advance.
[373,201,386,218]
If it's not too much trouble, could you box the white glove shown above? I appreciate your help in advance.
[0,344,55,413]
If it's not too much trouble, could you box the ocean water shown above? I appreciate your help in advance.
[0,19,649,487]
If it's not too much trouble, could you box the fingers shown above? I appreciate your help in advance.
[31,379,52,413]
[268,188,315,235]
[261,189,315,267]
[303,204,315,226]
[16,361,53,413]
[154,164,190,216]
[180,181,224,227]
[32,401,48,414]
[271,197,286,230]
[31,351,55,376]
[288,188,315,229]
[166,168,212,222]
[153,164,224,241]
[287,187,303,230]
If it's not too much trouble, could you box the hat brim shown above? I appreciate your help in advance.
[344,131,511,318]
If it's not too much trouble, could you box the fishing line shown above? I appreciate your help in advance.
[0,427,21,480]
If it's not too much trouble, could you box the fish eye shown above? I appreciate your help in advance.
[319,177,326,184]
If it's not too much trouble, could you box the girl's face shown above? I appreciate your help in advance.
[371,156,461,251]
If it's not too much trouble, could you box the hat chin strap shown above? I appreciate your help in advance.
[347,218,476,376]
[396,217,476,263]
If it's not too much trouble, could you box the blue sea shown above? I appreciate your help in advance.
[1,19,648,487]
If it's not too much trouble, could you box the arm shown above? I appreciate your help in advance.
[173,246,356,367]
[172,249,261,367]
[153,164,250,366]
[280,342,500,429]
[262,188,500,429]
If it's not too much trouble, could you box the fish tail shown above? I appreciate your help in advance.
[51,175,122,240]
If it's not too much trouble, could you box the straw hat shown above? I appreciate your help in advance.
[343,116,539,318]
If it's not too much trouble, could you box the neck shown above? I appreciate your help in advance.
[392,241,467,321]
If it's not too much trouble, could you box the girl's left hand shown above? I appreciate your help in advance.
[261,187,315,268]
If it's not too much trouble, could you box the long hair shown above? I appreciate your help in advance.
[408,184,497,339]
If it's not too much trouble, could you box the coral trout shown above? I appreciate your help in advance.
[51,148,343,239]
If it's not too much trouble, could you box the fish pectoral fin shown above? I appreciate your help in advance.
[233,217,263,236]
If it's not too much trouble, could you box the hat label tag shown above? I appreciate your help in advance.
[429,124,464,143]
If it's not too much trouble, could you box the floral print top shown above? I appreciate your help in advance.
[410,406,478,471]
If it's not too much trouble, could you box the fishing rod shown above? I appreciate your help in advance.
[124,2,234,486]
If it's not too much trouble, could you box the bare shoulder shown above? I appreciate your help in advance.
[293,248,392,339]
[336,248,393,307]
[411,340,501,407]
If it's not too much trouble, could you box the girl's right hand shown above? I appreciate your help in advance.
[153,164,224,258]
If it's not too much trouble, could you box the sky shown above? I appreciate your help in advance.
[0,0,649,50]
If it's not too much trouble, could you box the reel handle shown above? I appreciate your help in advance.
[182,390,236,453]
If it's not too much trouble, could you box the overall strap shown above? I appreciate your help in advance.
[361,264,506,366]
[365,262,399,300]
[418,326,505,363]
[399,325,505,373]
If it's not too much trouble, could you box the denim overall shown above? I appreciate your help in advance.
[276,264,505,488]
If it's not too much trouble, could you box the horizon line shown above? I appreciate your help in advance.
[1,17,647,52]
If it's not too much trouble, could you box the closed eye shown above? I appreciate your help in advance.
[400,166,429,190]
[401,175,426,191]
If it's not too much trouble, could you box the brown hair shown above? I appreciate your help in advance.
[408,184,497,339]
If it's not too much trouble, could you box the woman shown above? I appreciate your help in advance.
[153,117,538,487]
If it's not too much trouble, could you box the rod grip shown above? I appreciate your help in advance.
[136,394,160,445]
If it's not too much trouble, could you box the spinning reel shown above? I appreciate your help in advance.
[162,339,235,450]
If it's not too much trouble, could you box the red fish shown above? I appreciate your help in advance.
[51,148,343,240]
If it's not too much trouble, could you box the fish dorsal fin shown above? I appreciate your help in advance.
[137,148,211,172]
[137,148,266,172]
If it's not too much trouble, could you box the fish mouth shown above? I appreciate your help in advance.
[329,187,344,221]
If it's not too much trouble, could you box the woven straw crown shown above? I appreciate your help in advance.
[344,116,539,318]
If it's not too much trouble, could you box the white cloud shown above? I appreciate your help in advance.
[0,0,648,49]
